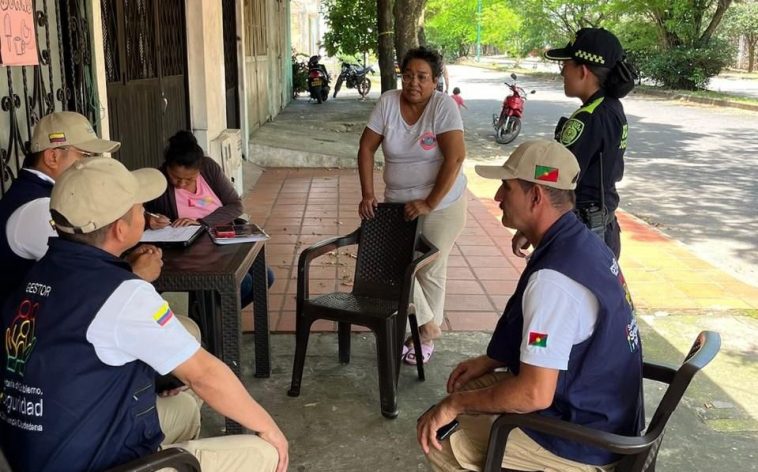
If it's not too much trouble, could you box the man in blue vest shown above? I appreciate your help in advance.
[418,139,643,471]
[0,112,119,301]
[0,157,288,472]
[0,112,162,305]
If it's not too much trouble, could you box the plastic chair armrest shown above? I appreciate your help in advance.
[487,413,655,459]
[643,362,676,384]
[297,229,360,300]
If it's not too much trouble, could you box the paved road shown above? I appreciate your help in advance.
[478,55,758,99]
[448,64,758,287]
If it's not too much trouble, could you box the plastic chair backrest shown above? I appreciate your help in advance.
[625,331,721,471]
[352,203,419,300]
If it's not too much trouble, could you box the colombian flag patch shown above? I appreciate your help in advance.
[534,165,559,183]
[152,302,174,327]
[528,331,548,347]
[48,132,66,143]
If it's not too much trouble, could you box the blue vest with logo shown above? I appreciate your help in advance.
[0,170,54,300]
[487,212,644,465]
[0,238,163,472]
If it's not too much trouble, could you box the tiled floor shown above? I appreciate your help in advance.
[241,168,524,333]
[241,167,758,333]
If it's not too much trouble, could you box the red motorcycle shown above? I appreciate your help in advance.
[492,73,535,144]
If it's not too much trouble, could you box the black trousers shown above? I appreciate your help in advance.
[604,216,621,259]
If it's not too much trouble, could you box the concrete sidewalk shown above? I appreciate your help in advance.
[214,92,758,471]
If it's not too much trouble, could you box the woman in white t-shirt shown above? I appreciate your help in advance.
[357,47,467,365]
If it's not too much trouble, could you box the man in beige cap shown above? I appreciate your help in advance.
[0,111,125,300]
[417,139,643,471]
[0,157,288,472]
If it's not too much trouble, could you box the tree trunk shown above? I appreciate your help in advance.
[749,36,757,73]
[699,0,733,46]
[393,0,426,64]
[417,10,426,46]
[377,0,396,92]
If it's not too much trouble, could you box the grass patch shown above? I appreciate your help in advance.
[637,84,758,106]
[719,69,758,80]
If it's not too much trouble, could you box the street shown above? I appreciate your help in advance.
[447,64,758,287]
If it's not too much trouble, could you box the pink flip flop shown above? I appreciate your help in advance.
[404,342,434,365]
[401,344,411,359]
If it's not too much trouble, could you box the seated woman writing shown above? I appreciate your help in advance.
[145,130,274,306]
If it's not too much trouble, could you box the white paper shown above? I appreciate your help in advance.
[141,226,202,244]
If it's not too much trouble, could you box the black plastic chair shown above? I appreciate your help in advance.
[287,203,439,418]
[483,330,721,472]
[105,448,201,472]
[0,447,200,472]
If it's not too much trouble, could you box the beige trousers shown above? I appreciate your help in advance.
[156,316,279,472]
[427,373,616,472]
[158,315,204,444]
[164,435,279,472]
[414,195,467,327]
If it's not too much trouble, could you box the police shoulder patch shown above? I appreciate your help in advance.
[559,118,585,147]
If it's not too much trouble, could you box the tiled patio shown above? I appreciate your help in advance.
[241,168,524,333]
[240,166,758,334]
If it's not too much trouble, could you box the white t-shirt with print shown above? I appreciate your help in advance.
[366,89,466,210]
[519,269,599,371]
[86,279,201,375]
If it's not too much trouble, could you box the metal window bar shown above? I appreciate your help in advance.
[0,0,96,197]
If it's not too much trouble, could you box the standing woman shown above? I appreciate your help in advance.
[513,28,635,259]
[145,130,273,306]
[357,47,467,364]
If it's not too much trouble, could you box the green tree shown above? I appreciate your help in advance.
[615,0,736,89]
[480,3,523,56]
[425,0,477,58]
[322,0,377,57]
[425,0,522,59]
[721,1,758,71]
[512,0,619,54]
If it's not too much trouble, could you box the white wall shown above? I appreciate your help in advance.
[185,0,227,158]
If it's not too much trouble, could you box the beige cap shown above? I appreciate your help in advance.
[475,139,580,190]
[51,157,166,234]
[30,111,120,154]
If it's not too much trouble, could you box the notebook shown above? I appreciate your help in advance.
[209,223,270,245]
[140,225,204,247]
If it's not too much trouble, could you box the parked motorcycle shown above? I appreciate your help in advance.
[333,61,375,98]
[492,73,535,144]
[307,55,331,104]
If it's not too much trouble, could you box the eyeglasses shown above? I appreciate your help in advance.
[401,73,432,84]
[56,147,98,158]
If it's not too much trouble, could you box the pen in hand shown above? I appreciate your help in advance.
[145,211,171,227]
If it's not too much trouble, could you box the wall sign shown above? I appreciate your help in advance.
[0,0,38,66]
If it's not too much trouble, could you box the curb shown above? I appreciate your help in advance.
[460,60,758,113]
[637,88,758,112]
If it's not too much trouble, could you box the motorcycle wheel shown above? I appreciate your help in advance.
[357,77,371,97]
[320,88,329,103]
[495,117,522,144]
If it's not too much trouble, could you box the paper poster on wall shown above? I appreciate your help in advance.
[0,1,38,66]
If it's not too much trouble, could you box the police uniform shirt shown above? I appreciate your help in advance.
[555,89,628,212]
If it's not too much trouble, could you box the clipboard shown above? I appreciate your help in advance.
[140,225,205,247]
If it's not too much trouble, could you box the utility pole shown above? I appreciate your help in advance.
[476,0,482,62]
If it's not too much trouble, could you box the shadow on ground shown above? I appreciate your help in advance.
[200,319,758,471]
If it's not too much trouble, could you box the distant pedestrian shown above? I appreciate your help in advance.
[451,87,467,110]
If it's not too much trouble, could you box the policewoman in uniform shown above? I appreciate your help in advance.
[512,28,635,259]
